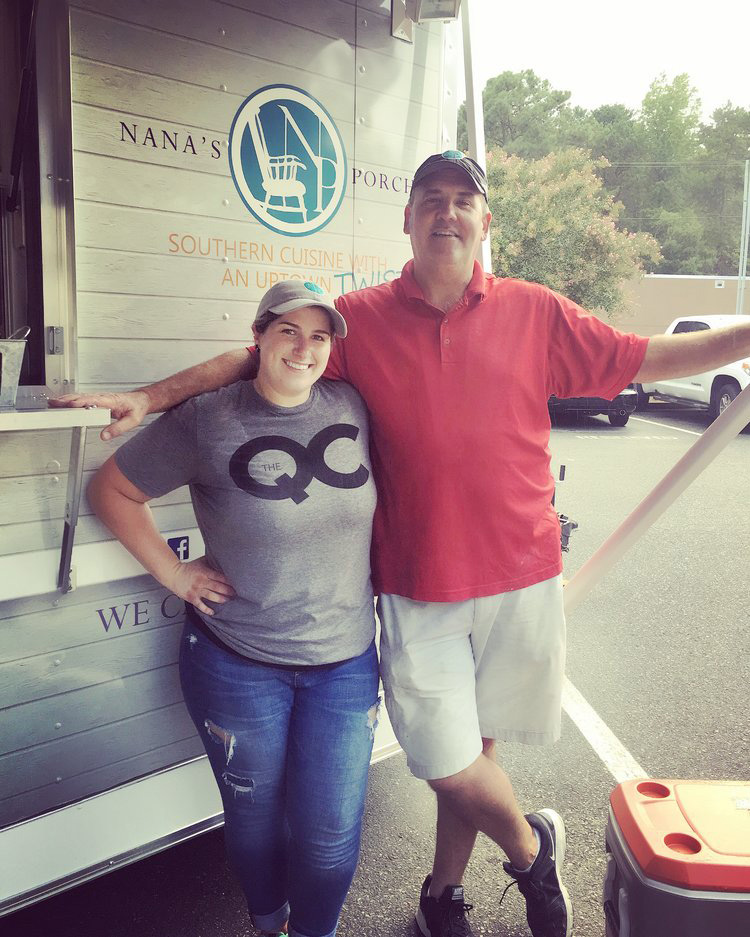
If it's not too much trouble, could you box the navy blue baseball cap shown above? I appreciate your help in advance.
[412,150,488,201]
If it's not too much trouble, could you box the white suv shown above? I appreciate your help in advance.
[637,315,750,420]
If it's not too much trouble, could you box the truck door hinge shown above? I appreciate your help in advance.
[47,326,64,355]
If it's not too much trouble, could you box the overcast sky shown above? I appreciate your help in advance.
[463,0,749,121]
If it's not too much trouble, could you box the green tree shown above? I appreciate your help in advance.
[625,74,703,273]
[694,105,750,274]
[458,69,614,159]
[458,70,573,157]
[640,73,702,161]
[701,104,750,160]
[462,68,750,275]
[585,104,648,206]
[487,148,661,317]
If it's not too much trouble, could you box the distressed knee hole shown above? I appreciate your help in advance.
[187,632,198,647]
[222,771,255,799]
[366,697,382,739]
[204,718,237,763]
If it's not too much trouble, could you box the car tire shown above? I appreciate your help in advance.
[709,381,739,421]
[608,409,629,427]
[633,383,650,410]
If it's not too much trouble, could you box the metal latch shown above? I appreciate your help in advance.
[558,514,579,553]
[553,463,578,552]
[47,326,64,355]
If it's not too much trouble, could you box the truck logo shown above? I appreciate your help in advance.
[228,84,347,237]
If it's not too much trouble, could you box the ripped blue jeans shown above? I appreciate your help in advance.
[179,620,380,937]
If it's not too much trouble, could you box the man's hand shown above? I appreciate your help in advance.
[49,390,150,441]
[165,556,236,616]
[48,349,254,440]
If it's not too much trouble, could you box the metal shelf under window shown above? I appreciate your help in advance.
[0,405,111,592]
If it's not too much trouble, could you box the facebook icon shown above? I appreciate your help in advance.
[167,536,189,561]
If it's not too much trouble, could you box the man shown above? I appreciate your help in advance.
[55,152,750,937]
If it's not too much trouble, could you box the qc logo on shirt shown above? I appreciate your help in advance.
[229,424,369,504]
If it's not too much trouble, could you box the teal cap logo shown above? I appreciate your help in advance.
[303,281,324,294]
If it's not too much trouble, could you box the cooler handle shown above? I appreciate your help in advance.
[603,854,630,937]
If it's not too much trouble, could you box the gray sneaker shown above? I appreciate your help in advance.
[502,809,572,937]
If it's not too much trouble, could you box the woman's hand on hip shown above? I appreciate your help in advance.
[166,557,236,616]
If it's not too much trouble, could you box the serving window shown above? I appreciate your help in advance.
[0,0,76,399]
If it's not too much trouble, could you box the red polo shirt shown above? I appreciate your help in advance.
[327,261,648,601]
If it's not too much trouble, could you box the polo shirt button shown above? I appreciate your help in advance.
[444,338,450,345]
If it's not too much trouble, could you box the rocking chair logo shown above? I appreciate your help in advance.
[228,85,347,237]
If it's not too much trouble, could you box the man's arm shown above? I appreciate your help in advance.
[50,347,255,440]
[634,321,750,383]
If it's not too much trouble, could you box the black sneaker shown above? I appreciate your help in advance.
[415,874,474,937]
[502,809,572,937]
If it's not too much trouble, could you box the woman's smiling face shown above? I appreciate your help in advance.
[252,305,333,406]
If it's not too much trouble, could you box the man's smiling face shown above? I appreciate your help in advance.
[403,168,491,274]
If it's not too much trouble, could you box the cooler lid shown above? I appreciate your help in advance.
[610,779,750,892]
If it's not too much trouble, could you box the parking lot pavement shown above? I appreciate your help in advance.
[554,405,750,788]
[5,403,748,937]
[343,733,618,937]
[5,735,616,937]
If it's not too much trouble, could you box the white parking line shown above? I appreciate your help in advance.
[574,434,679,440]
[562,678,648,783]
[631,415,702,437]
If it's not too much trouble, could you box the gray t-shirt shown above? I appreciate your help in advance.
[115,380,376,665]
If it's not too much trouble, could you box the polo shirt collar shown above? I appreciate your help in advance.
[397,259,487,306]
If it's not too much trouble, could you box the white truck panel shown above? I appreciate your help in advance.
[1,0,457,913]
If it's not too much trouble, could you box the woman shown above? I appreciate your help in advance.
[89,281,379,937]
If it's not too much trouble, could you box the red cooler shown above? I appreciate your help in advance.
[604,779,750,936]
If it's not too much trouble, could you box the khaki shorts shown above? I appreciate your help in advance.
[377,575,566,781]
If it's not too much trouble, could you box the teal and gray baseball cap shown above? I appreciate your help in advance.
[255,280,347,337]
[412,150,488,201]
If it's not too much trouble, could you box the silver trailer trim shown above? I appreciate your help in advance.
[36,0,78,394]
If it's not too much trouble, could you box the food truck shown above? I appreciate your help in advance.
[0,0,476,914]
